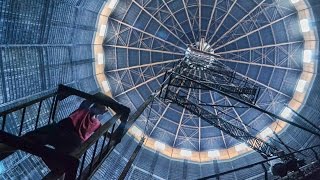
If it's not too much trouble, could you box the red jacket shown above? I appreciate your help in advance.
[69,108,101,142]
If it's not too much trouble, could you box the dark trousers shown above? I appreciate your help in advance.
[23,118,82,154]
[22,118,82,171]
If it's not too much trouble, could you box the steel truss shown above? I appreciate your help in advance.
[163,54,320,138]
[159,48,320,161]
[169,57,260,104]
[161,87,278,158]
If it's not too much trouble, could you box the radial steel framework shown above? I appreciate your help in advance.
[158,47,320,161]
[103,0,314,153]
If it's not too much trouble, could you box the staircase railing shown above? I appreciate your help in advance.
[0,84,132,179]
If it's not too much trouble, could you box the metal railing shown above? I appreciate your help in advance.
[0,84,132,179]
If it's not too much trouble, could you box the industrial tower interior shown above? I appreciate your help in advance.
[0,0,320,179]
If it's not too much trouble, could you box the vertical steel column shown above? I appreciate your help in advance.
[261,163,268,180]
[18,107,26,136]
[182,160,188,180]
[34,101,43,130]
[213,160,220,180]
[118,138,145,180]
[0,48,7,102]
[288,106,320,132]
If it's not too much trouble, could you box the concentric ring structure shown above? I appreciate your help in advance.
[97,0,318,160]
[0,0,320,179]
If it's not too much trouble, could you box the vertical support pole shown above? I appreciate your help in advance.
[98,132,108,161]
[50,96,59,124]
[213,160,220,180]
[18,107,26,136]
[38,47,47,91]
[261,163,268,180]
[48,95,59,125]
[118,138,145,180]
[104,123,116,156]
[35,101,43,130]
[48,95,56,124]
[288,107,320,132]
[0,49,7,102]
[164,73,173,100]
[78,150,87,180]
[1,114,7,131]
[159,71,168,98]
[182,160,188,180]
[88,141,99,174]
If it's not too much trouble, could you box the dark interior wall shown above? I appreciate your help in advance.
[305,0,320,109]
[0,0,105,105]
[0,0,105,178]
[289,0,320,148]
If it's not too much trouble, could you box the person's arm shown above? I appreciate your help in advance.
[68,100,93,116]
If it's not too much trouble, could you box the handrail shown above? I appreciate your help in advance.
[71,114,121,159]
[0,90,57,116]
[81,94,155,179]
[44,114,122,179]
[41,85,132,179]
[0,84,131,180]
[56,85,130,117]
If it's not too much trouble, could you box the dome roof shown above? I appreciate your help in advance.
[102,0,313,152]
[0,0,319,179]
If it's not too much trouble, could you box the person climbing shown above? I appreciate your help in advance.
[0,91,131,172]
[0,99,108,154]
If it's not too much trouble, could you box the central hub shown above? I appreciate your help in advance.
[185,38,217,70]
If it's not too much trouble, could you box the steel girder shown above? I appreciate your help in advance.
[165,62,320,138]
[161,88,279,157]
[170,61,260,104]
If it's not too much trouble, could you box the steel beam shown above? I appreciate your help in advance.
[212,12,296,51]
[167,69,320,138]
[106,59,180,73]
[103,44,184,55]
[162,88,279,157]
[169,71,259,104]
[118,137,145,180]
[210,0,267,47]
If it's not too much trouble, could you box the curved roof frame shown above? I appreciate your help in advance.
[93,0,318,162]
